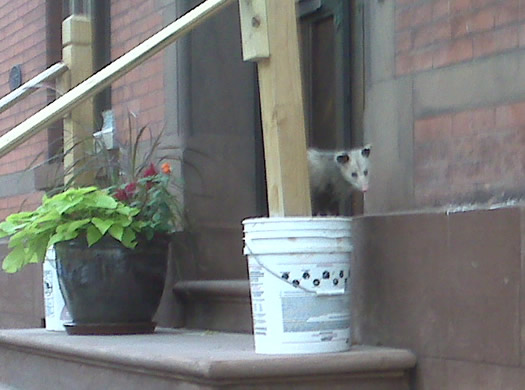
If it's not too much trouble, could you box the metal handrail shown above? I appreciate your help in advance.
[0,62,68,115]
[0,0,234,158]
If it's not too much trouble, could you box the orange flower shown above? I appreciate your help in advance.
[161,162,172,174]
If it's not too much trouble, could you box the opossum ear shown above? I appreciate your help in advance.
[336,153,350,165]
[361,145,371,158]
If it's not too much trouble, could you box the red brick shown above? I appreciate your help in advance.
[452,9,495,37]
[497,129,525,167]
[141,92,161,111]
[471,107,496,131]
[395,2,433,31]
[495,101,525,128]
[111,0,167,139]
[0,0,47,175]
[396,53,414,75]
[396,0,421,7]
[433,0,450,19]
[469,8,497,32]
[432,37,473,67]
[414,164,454,206]
[395,8,411,31]
[415,115,453,142]
[451,15,469,37]
[451,0,472,14]
[396,31,413,53]
[414,162,450,190]
[495,0,520,26]
[451,135,487,164]
[397,50,432,75]
[521,0,525,20]
[479,0,501,6]
[452,111,473,136]
[0,192,44,221]
[448,161,485,186]
[140,106,165,129]
[413,49,434,71]
[478,132,522,177]
[414,140,450,167]
[413,19,452,48]
[473,25,519,58]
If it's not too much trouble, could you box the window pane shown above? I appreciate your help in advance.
[64,0,91,16]
[311,16,336,149]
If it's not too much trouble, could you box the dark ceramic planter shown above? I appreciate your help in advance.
[55,234,169,335]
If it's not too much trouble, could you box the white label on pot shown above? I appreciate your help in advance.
[43,248,71,331]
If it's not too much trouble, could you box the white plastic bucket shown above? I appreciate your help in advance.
[43,247,71,331]
[243,217,353,355]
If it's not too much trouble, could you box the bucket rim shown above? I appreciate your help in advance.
[242,216,353,225]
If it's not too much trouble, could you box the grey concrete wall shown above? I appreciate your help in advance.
[363,0,416,213]
[352,206,525,389]
[181,0,259,281]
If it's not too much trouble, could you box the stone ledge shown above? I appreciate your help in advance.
[0,328,416,387]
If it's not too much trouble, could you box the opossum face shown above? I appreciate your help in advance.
[335,145,371,192]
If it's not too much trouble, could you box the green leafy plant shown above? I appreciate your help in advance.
[0,187,147,273]
[1,112,188,273]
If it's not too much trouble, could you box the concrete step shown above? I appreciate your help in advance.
[172,280,252,333]
[0,328,416,390]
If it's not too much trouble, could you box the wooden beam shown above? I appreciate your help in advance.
[0,62,68,115]
[0,0,235,159]
[241,0,311,216]
[61,15,94,186]
[238,0,270,61]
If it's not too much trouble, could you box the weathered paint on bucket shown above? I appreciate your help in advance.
[243,217,352,355]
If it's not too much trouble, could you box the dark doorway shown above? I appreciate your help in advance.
[298,0,365,214]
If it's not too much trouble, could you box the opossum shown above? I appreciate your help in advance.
[307,145,371,215]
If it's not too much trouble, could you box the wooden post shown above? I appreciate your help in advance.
[60,15,94,186]
[239,0,312,216]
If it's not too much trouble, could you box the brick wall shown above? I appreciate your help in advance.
[414,104,525,205]
[396,0,525,207]
[0,0,172,219]
[0,0,48,220]
[396,0,523,75]
[111,0,167,140]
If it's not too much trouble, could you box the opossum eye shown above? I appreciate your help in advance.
[352,172,358,178]
[336,154,350,164]
[361,148,371,158]
[364,170,368,176]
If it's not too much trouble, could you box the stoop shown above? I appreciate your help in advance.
[0,328,415,389]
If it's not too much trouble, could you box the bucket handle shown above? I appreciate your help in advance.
[244,243,347,297]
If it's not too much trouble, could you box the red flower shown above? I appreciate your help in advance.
[143,163,157,178]
[114,188,128,201]
[125,182,137,197]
